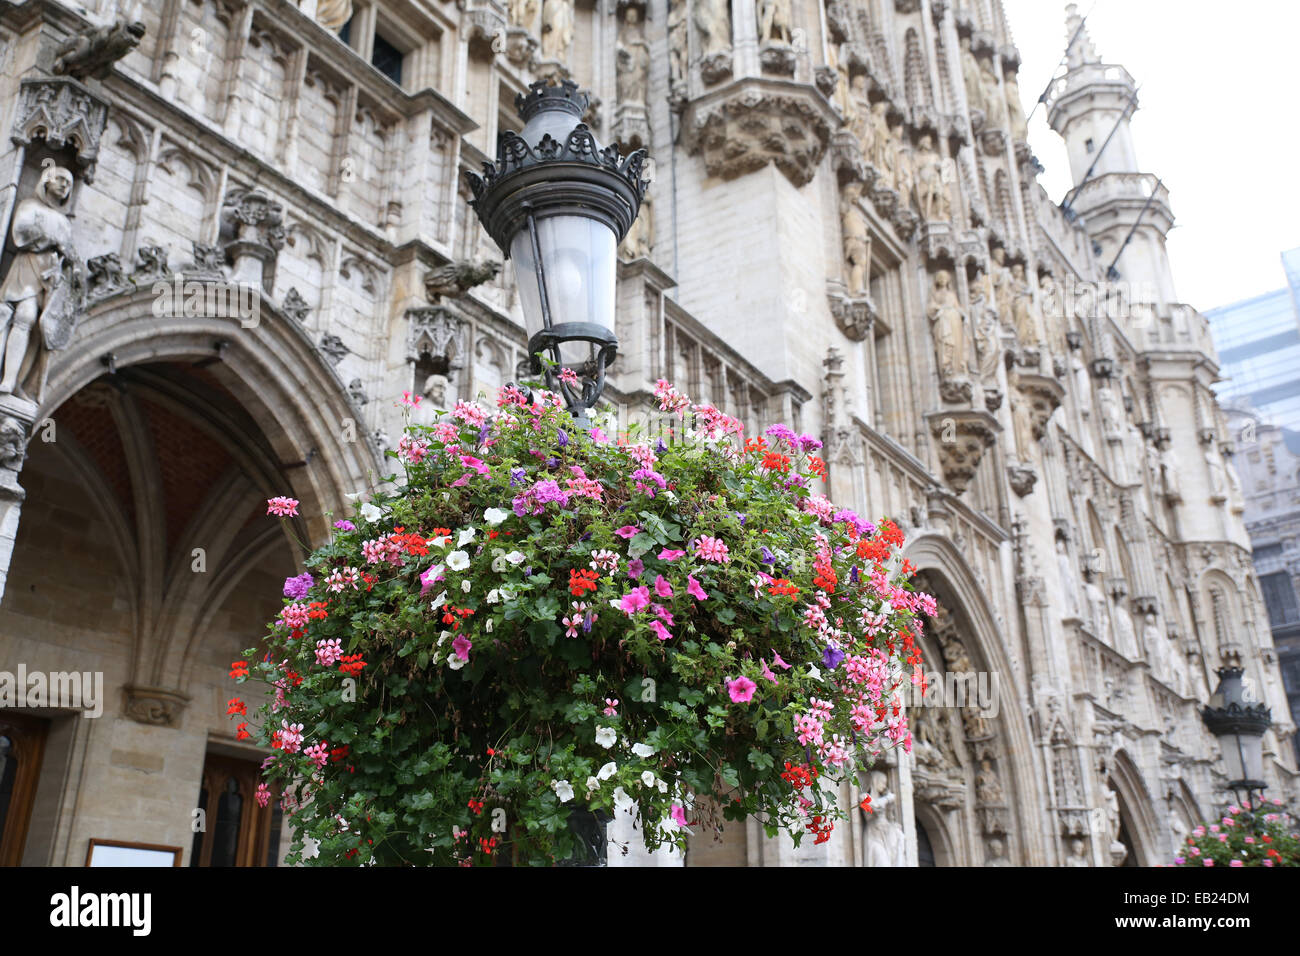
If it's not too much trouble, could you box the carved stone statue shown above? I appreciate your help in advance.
[667,0,689,89]
[0,161,83,403]
[971,266,1001,389]
[1142,612,1167,681]
[620,189,654,260]
[757,0,793,45]
[1005,72,1029,143]
[847,74,872,152]
[1039,272,1067,355]
[509,0,541,31]
[990,246,1014,324]
[975,758,1005,806]
[1113,603,1137,658]
[840,182,871,296]
[1011,389,1036,460]
[894,142,916,213]
[1057,537,1080,618]
[315,0,354,32]
[868,102,893,187]
[1205,448,1227,501]
[984,835,1011,866]
[422,372,451,408]
[540,0,575,61]
[863,770,906,867]
[694,0,732,57]
[1065,836,1090,866]
[616,6,651,108]
[1105,788,1128,865]
[960,35,984,116]
[927,270,969,382]
[1160,443,1181,501]
[1010,263,1041,346]
[53,15,145,80]
[1099,385,1123,442]
[1085,578,1111,646]
[980,57,1007,130]
[914,135,946,222]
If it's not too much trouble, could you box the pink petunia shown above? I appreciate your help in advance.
[614,525,641,539]
[627,558,645,579]
[760,659,778,684]
[687,575,708,601]
[727,676,757,703]
[654,574,674,598]
[772,651,791,670]
[619,586,651,615]
[671,804,689,828]
[658,549,686,561]
[452,635,472,660]
[650,620,673,641]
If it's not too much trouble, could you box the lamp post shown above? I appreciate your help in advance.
[1201,665,1272,824]
[466,79,649,428]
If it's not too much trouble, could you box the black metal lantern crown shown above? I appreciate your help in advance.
[1201,665,1272,793]
[465,80,650,423]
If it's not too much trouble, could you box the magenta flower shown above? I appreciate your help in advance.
[658,548,686,561]
[452,635,472,660]
[727,676,757,703]
[652,604,675,626]
[267,496,299,517]
[614,525,641,539]
[654,574,674,598]
[283,572,314,601]
[694,535,730,563]
[650,620,673,641]
[333,519,355,531]
[760,658,778,684]
[619,586,651,615]
[627,558,645,579]
[687,575,708,601]
[772,651,791,670]
[671,804,689,828]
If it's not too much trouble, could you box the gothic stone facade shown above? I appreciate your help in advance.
[0,0,1295,867]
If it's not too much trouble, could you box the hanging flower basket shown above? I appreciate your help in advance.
[232,380,933,865]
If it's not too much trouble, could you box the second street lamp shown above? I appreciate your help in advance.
[1201,665,1272,823]
[466,79,649,426]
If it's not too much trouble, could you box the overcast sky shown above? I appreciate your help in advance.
[1001,0,1300,310]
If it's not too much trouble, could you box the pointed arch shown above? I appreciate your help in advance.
[1108,748,1160,866]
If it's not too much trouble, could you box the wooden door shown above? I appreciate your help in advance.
[0,713,49,866]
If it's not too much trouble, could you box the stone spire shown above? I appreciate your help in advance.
[1063,3,1100,70]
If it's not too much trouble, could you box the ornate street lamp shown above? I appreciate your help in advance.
[1201,665,1272,816]
[466,79,649,426]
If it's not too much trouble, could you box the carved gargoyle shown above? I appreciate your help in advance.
[424,258,501,302]
[53,17,147,81]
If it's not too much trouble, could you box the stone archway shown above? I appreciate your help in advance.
[1106,749,1160,867]
[907,532,1047,866]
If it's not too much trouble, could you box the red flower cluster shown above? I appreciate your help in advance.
[807,456,826,479]
[812,554,837,593]
[569,568,600,597]
[227,697,247,716]
[806,815,834,845]
[235,722,251,740]
[441,605,476,630]
[767,579,800,598]
[780,761,818,789]
[744,436,768,455]
[467,799,484,816]
[229,661,248,679]
[761,451,791,474]
[307,601,329,621]
[330,744,350,764]
[390,529,430,557]
[338,654,367,677]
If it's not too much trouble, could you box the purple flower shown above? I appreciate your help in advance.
[822,643,845,670]
[283,572,314,601]
[510,467,527,486]
[655,438,667,455]
[627,558,645,579]
[764,424,797,446]
[477,424,491,446]
[850,565,860,584]
[546,456,560,468]
[557,428,569,448]
[333,519,355,531]
[798,433,823,452]
[760,546,776,565]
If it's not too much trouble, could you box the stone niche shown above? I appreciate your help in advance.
[680,78,837,188]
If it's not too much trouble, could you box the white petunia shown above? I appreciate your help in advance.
[447,653,466,670]
[504,550,526,565]
[430,533,452,548]
[458,527,477,546]
[631,743,655,759]
[586,776,600,793]
[486,589,503,604]
[461,579,472,593]
[657,779,668,794]
[484,507,509,526]
[485,619,494,633]
[595,726,617,748]
[806,664,822,681]
[640,771,656,789]
[613,786,633,811]
[430,591,447,611]
[551,779,575,803]
[446,550,471,571]
[597,761,618,780]
[491,556,508,573]
[360,502,382,522]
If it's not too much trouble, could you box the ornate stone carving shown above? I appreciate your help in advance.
[132,245,169,282]
[827,289,877,342]
[0,162,84,404]
[681,81,835,188]
[219,188,284,289]
[281,288,310,324]
[123,685,190,727]
[928,269,971,397]
[10,78,111,181]
[186,241,225,278]
[407,305,466,364]
[85,253,132,300]
[667,0,688,100]
[1008,462,1037,497]
[52,15,146,80]
[424,258,501,302]
[928,409,998,493]
[319,334,349,366]
[347,378,368,406]
[0,417,30,471]
[315,0,354,32]
[540,0,575,61]
[1016,373,1065,439]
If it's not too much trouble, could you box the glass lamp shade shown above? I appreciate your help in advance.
[510,213,617,370]
[1217,731,1264,786]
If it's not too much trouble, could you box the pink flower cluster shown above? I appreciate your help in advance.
[267,496,299,517]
